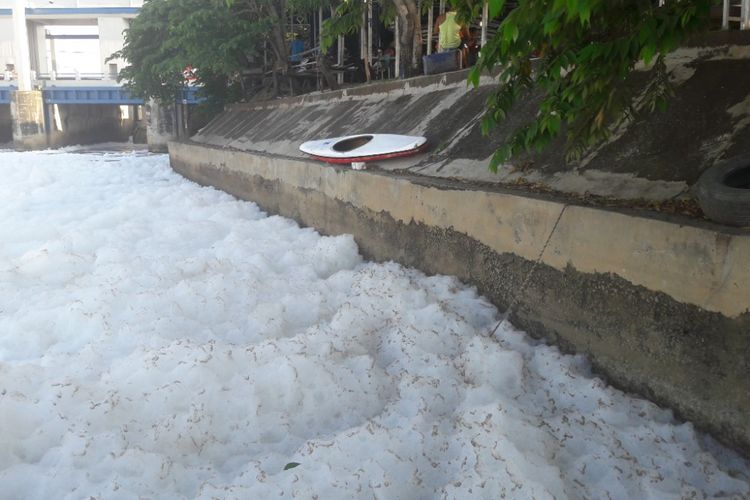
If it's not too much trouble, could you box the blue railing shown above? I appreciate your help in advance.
[0,85,204,106]
[43,86,143,105]
[180,87,204,105]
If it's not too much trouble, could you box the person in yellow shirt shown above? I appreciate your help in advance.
[434,8,469,67]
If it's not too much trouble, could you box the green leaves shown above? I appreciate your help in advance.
[321,0,401,52]
[120,0,713,166]
[488,0,506,20]
[502,21,519,44]
[458,0,713,166]
[322,1,366,52]
[118,0,327,104]
[284,462,301,470]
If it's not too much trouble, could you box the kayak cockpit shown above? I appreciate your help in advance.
[332,135,374,152]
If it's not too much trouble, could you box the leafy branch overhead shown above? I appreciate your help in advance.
[113,0,330,104]
[461,0,713,169]
[322,0,422,51]
[115,0,713,167]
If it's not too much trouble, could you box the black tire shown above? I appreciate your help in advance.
[695,156,750,227]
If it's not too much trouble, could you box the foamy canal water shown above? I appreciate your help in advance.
[0,150,748,499]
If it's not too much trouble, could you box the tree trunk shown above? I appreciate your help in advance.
[405,0,422,76]
[392,0,422,78]
[317,52,339,91]
[266,1,289,78]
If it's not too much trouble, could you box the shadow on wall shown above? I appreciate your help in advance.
[188,102,224,137]
[46,104,142,147]
[0,104,11,144]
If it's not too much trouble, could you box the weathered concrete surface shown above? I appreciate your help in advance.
[11,90,46,149]
[193,31,750,203]
[0,104,11,144]
[146,99,176,153]
[170,140,750,455]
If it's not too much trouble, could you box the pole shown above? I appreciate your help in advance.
[723,0,730,29]
[427,1,433,55]
[361,6,366,61]
[317,7,324,91]
[334,6,344,85]
[318,7,323,49]
[395,18,400,79]
[368,1,373,65]
[361,2,370,81]
[12,0,32,90]
[481,1,488,47]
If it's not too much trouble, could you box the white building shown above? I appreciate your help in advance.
[0,1,142,88]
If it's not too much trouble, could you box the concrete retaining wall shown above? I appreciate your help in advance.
[168,29,750,456]
[0,104,11,144]
[11,90,47,149]
[192,31,750,203]
[170,140,750,455]
[145,99,176,153]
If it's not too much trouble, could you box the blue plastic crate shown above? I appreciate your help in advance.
[422,50,460,75]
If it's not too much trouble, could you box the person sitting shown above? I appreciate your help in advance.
[434,8,469,66]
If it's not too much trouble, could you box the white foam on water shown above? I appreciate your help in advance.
[0,150,747,499]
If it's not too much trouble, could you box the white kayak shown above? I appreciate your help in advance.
[299,134,427,163]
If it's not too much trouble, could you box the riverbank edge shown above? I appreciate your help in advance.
[169,139,750,457]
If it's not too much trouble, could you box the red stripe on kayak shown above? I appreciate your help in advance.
[307,143,427,164]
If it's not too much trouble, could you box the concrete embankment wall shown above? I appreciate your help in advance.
[192,31,750,203]
[169,31,750,455]
[170,141,750,455]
